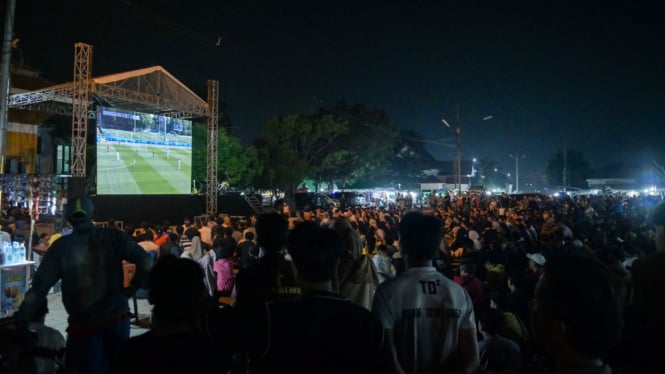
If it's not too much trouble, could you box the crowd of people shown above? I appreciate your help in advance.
[1,191,664,373]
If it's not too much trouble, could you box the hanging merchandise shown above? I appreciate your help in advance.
[32,175,40,219]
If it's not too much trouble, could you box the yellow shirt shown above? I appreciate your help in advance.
[501,312,530,344]
[48,233,62,247]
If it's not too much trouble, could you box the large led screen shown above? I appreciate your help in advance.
[96,106,192,194]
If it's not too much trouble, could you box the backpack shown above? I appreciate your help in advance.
[248,245,263,260]
[242,245,264,269]
[0,319,36,372]
[0,319,64,373]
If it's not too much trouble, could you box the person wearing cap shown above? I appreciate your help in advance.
[526,252,546,298]
[14,195,152,373]
[527,252,546,268]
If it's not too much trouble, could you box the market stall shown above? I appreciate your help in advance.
[0,174,64,317]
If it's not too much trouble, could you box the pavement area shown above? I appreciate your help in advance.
[44,291,152,339]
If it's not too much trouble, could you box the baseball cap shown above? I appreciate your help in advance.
[66,195,95,225]
[526,252,546,266]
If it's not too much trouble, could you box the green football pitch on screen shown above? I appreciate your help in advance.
[95,107,193,195]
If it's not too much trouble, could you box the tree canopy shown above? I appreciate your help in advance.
[545,148,592,189]
[319,102,398,188]
[192,123,261,190]
[253,102,399,192]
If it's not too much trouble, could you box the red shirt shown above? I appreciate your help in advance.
[454,274,485,306]
[153,232,170,248]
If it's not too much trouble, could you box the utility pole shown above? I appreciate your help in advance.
[441,108,492,197]
[562,148,567,192]
[509,153,526,192]
[455,104,461,196]
[442,114,462,195]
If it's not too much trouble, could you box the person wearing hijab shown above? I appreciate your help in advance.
[332,217,378,310]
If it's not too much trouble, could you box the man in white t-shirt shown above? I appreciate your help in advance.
[372,211,479,373]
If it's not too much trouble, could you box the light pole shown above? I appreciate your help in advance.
[509,153,526,192]
[441,115,462,195]
[442,108,492,196]
[469,157,477,186]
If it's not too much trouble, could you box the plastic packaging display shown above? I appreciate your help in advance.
[1,242,26,266]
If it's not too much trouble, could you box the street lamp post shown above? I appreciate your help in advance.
[442,108,492,196]
[508,153,526,193]
[441,116,462,195]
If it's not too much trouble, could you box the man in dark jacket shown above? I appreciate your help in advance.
[244,221,397,373]
[14,195,152,373]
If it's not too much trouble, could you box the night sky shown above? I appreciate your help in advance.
[11,0,665,187]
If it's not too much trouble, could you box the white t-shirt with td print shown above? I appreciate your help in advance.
[372,266,475,374]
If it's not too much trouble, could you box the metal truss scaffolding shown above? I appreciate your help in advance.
[8,66,209,119]
[7,43,218,211]
[71,43,92,178]
[206,80,219,216]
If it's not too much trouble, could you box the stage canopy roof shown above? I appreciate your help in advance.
[8,65,208,119]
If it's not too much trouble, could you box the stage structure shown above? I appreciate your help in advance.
[207,80,219,215]
[7,43,221,215]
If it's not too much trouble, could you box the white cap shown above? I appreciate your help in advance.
[527,252,546,266]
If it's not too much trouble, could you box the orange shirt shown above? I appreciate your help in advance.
[153,232,170,247]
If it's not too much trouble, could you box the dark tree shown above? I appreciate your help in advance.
[252,103,399,194]
[545,148,592,189]
[192,124,261,191]
[317,102,398,189]
[252,113,341,197]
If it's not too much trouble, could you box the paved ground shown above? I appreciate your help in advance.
[45,291,151,339]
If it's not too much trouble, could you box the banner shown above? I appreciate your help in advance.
[1,265,28,317]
